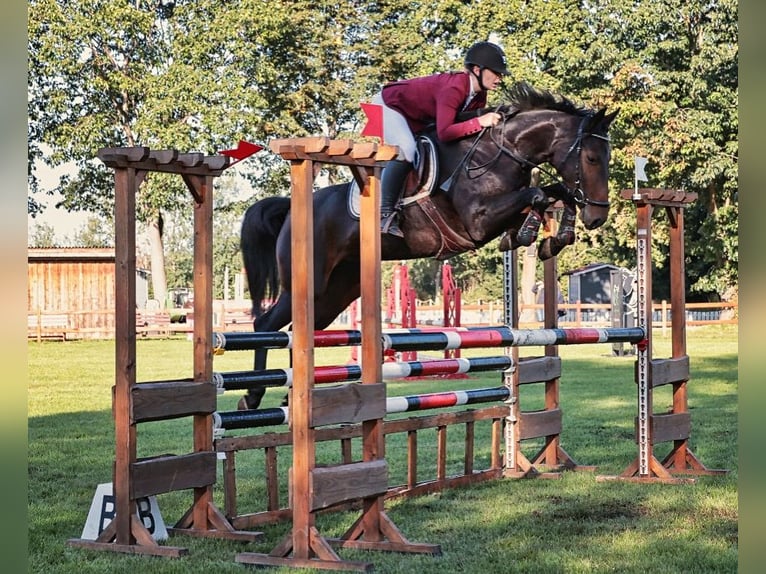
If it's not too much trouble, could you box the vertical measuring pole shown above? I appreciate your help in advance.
[634,201,653,477]
[502,249,518,472]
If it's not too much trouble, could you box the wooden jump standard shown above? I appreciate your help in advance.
[607,188,727,482]
[67,147,261,557]
[501,207,593,479]
[234,137,440,571]
[502,190,726,482]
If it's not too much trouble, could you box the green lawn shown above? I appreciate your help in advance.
[28,324,738,573]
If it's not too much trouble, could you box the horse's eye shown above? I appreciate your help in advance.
[586,154,598,165]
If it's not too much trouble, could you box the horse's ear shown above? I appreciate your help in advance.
[588,107,619,133]
[603,108,620,128]
[586,108,606,132]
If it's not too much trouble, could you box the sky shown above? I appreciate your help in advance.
[27,159,93,244]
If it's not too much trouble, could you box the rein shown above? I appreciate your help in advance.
[458,110,611,209]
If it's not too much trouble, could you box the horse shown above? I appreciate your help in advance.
[238,82,618,409]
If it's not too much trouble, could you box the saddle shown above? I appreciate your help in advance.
[346,134,476,259]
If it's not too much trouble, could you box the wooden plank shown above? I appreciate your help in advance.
[147,149,178,164]
[517,356,562,384]
[386,468,503,500]
[372,144,399,161]
[131,452,217,499]
[311,383,386,427]
[383,405,509,434]
[98,146,150,165]
[131,381,216,423]
[327,139,354,155]
[67,538,187,557]
[175,153,205,167]
[519,408,562,440]
[436,426,447,480]
[311,460,389,511]
[214,405,508,453]
[349,142,376,159]
[620,188,698,204]
[202,156,230,171]
[633,412,692,444]
[270,136,330,155]
[649,356,690,387]
[289,155,317,560]
[113,165,138,546]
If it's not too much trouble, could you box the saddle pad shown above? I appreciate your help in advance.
[346,180,362,220]
[346,135,439,220]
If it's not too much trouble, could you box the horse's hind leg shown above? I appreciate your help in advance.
[236,292,293,410]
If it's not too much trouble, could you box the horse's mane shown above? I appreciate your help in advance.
[500,82,591,117]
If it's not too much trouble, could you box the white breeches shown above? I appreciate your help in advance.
[372,92,417,163]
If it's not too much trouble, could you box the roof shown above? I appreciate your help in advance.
[27,247,115,262]
[562,262,621,277]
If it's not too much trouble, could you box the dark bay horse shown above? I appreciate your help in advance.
[239,82,618,409]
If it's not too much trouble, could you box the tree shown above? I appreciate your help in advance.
[28,221,56,248]
[28,0,286,307]
[29,0,737,308]
[72,215,114,248]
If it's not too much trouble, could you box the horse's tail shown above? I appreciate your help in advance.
[240,196,291,318]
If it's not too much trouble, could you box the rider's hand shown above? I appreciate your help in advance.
[478,112,501,128]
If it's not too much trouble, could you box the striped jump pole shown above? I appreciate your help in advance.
[214,386,511,430]
[382,326,646,352]
[214,329,361,353]
[214,326,645,353]
[213,355,514,392]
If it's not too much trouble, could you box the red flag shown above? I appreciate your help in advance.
[219,140,264,164]
[360,103,384,140]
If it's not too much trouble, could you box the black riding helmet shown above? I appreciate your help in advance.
[464,41,510,89]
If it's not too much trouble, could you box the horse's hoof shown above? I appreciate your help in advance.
[237,397,250,410]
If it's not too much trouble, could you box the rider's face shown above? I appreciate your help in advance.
[481,68,503,90]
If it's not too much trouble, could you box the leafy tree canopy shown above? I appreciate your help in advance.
[28,0,737,302]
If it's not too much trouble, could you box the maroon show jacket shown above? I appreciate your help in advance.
[381,71,488,142]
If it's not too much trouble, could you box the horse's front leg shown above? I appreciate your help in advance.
[498,184,571,252]
[515,187,550,246]
[538,203,577,260]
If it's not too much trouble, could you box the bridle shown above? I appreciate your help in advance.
[561,114,611,208]
[458,109,611,209]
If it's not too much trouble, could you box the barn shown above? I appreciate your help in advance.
[27,247,149,340]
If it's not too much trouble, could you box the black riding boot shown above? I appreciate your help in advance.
[380,159,411,238]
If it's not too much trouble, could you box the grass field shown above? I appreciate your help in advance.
[28,324,738,573]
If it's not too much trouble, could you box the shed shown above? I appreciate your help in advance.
[27,247,149,339]
[562,263,622,304]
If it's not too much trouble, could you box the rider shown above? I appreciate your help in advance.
[372,41,509,237]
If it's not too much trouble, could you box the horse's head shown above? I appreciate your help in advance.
[554,107,619,230]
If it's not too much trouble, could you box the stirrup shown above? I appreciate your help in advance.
[381,212,404,238]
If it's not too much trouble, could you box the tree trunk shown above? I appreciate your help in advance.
[147,213,168,309]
